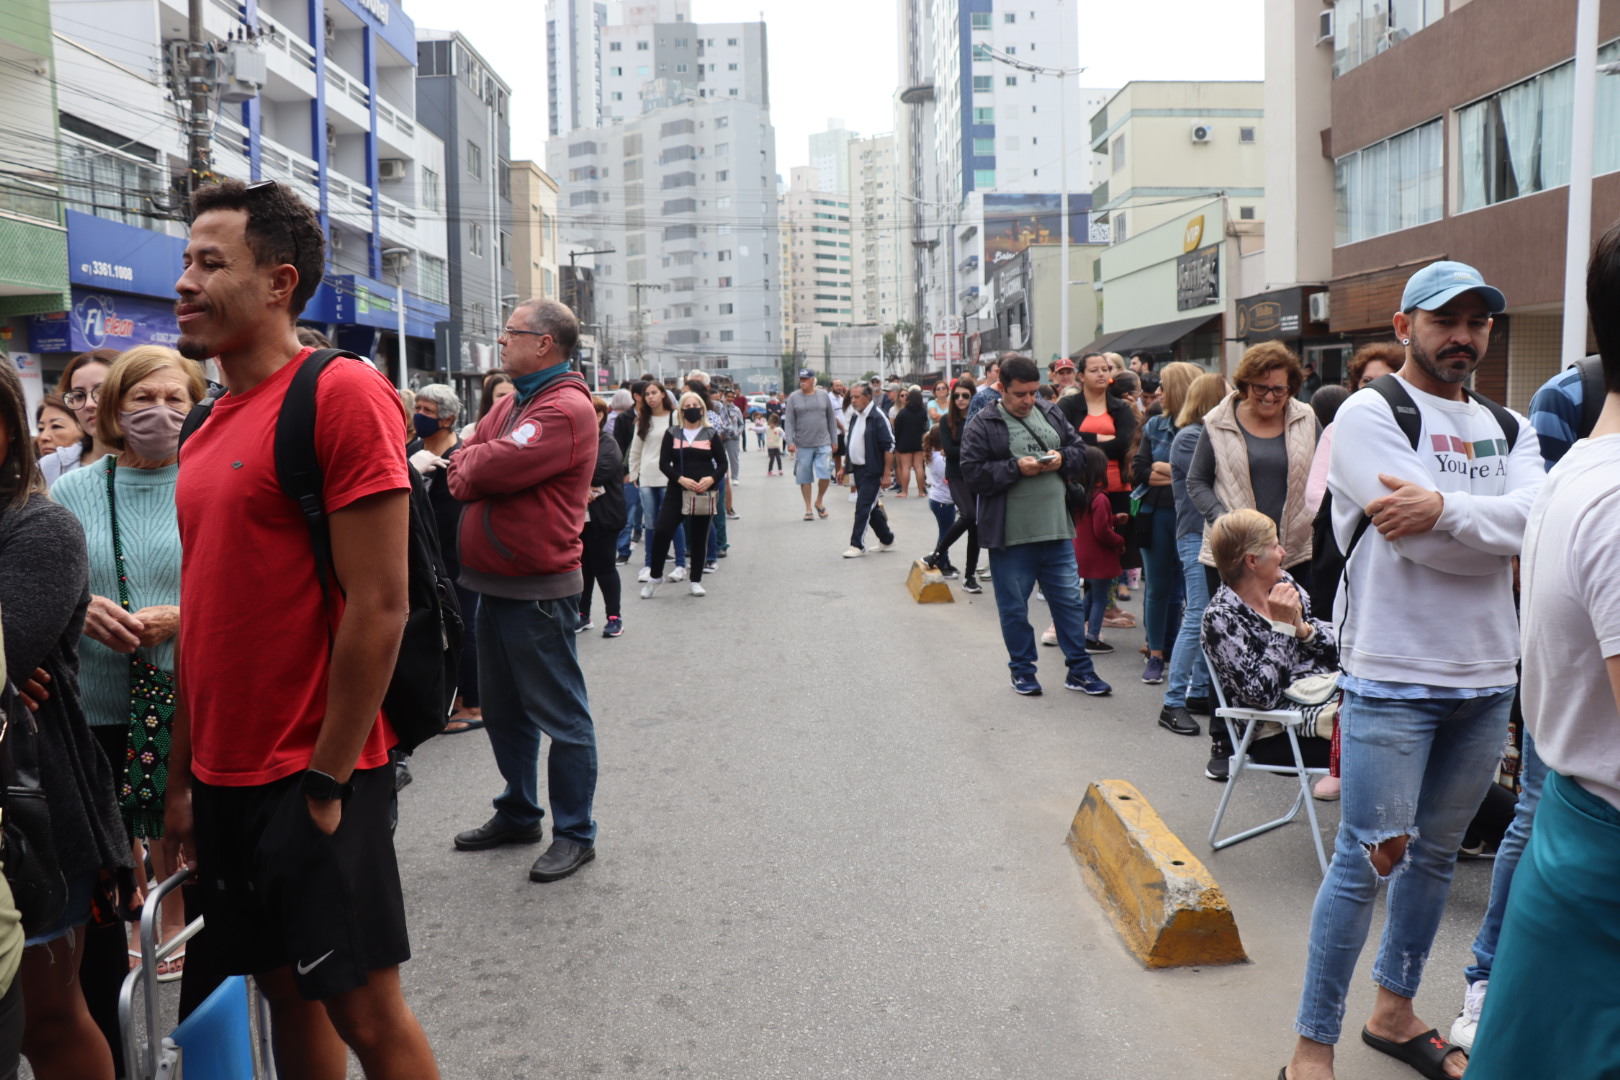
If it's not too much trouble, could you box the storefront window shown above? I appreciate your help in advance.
[1334,119,1442,245]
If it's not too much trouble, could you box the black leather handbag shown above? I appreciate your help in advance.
[0,681,67,935]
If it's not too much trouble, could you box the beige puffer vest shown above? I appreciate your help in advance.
[1197,393,1318,569]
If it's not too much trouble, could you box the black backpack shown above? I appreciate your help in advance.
[1307,374,1521,618]
[179,349,463,753]
[1575,353,1606,438]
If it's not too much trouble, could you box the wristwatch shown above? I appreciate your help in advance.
[301,768,353,802]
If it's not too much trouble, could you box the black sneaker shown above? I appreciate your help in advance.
[939,564,960,579]
[1158,706,1201,737]
[961,577,983,594]
[1205,737,1233,782]
[921,552,941,571]
[1084,638,1115,655]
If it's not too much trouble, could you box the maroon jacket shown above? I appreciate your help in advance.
[447,372,598,600]
[1072,489,1125,581]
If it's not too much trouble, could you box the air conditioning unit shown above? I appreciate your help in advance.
[1316,9,1334,45]
[1308,291,1331,323]
[378,158,407,182]
[1190,122,1213,144]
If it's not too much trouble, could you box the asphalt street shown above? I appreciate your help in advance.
[391,465,1501,1080]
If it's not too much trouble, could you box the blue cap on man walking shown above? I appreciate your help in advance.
[1400,261,1506,314]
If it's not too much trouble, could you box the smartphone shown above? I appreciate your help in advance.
[1041,451,1061,463]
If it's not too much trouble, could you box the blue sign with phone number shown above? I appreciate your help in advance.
[29,290,181,354]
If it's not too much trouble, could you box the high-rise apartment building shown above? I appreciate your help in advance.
[781,166,852,365]
[809,120,859,195]
[546,0,780,389]
[510,161,561,302]
[847,133,905,328]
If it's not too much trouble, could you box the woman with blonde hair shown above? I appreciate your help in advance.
[1156,372,1232,741]
[1130,361,1204,689]
[642,390,727,598]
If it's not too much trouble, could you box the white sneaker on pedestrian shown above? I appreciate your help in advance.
[1450,979,1487,1052]
[842,546,865,558]
[668,566,687,582]
[637,567,652,583]
[876,541,894,552]
[690,582,706,596]
[640,580,660,599]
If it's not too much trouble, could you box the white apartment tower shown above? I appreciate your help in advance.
[847,133,904,328]
[808,119,859,195]
[781,165,852,363]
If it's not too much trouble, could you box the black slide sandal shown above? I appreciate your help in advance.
[1361,1027,1465,1080]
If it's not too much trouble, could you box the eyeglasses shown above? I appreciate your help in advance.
[62,387,101,409]
[501,327,548,339]
[1248,384,1292,400]
[245,180,301,274]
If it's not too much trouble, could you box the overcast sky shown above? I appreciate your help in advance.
[404,0,1265,172]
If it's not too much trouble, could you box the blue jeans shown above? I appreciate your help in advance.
[1081,578,1112,640]
[1295,688,1514,1044]
[476,594,598,845]
[1163,533,1212,708]
[928,498,956,549]
[1141,508,1183,652]
[987,539,1099,683]
[1464,732,1546,985]
[638,485,685,569]
[617,479,643,558]
[709,475,726,558]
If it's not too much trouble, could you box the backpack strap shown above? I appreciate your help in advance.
[1463,389,1520,451]
[176,390,221,459]
[1577,354,1606,440]
[273,348,364,600]
[1366,374,1424,451]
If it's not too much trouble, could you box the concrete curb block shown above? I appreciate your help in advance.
[1067,779,1248,969]
[907,560,954,603]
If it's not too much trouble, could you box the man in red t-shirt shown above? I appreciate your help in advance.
[164,179,439,1079]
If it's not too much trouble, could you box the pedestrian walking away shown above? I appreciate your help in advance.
[448,297,601,887]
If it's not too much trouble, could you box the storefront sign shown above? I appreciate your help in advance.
[66,211,187,300]
[28,290,180,353]
[983,193,1094,283]
[1176,245,1220,312]
[1235,289,1304,341]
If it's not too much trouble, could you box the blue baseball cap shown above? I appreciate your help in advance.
[797,367,816,380]
[1400,261,1506,314]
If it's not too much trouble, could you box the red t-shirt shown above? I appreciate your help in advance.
[176,349,410,786]
[1078,411,1126,491]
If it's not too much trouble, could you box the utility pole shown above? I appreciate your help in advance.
[186,0,213,196]
[628,281,662,384]
[563,247,613,370]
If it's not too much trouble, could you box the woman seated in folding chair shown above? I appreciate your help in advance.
[1201,508,1338,775]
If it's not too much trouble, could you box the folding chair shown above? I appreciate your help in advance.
[1203,648,1331,876]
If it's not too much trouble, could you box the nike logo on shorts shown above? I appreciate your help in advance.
[296,950,335,975]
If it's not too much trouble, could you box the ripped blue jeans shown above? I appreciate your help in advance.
[1294,687,1513,1044]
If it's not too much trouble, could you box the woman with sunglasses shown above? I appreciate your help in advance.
[920,376,984,592]
[40,349,120,489]
[1185,342,1321,779]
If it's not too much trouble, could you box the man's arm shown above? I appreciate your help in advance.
[162,652,195,868]
[306,489,409,833]
[959,415,1020,495]
[448,404,587,500]
[782,396,797,450]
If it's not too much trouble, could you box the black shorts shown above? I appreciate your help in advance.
[191,765,410,1001]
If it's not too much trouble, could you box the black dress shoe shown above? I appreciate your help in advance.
[529,838,596,882]
[1158,706,1202,737]
[454,816,545,851]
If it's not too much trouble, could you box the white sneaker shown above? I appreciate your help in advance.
[639,580,660,599]
[689,582,706,596]
[876,541,894,552]
[842,546,865,558]
[1450,979,1487,1052]
[668,566,688,582]
[637,566,652,583]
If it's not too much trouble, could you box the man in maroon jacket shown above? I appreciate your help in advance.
[447,298,601,883]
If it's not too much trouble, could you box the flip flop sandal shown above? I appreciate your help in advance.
[1361,1027,1465,1080]
[804,512,815,520]
[156,950,185,983]
[442,718,486,735]
[816,506,828,519]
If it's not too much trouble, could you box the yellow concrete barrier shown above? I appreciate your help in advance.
[1067,779,1247,969]
[906,560,954,603]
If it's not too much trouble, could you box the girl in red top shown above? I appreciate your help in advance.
[1073,446,1128,652]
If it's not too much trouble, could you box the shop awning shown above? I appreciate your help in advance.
[1071,328,1130,358]
[1104,314,1220,356]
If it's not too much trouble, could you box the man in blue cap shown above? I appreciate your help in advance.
[1280,261,1543,1080]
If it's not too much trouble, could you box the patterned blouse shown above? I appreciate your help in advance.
[1200,574,1338,710]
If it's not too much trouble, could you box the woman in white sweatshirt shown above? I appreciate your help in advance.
[627,381,688,583]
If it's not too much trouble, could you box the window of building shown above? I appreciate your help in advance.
[60,130,160,228]
[1004,11,1016,22]
[972,44,992,60]
[610,41,622,51]
[421,168,440,210]
[500,231,511,268]
[637,40,649,50]
[716,116,729,128]
[719,302,734,314]
[718,250,732,261]
[718,276,732,287]
[716,169,729,181]
[1113,212,1127,243]
[972,75,993,93]
[467,140,482,178]
[675,63,688,73]
[973,137,996,155]
[1004,45,1016,54]
[1240,126,1257,143]
[675,37,688,46]
[471,302,485,335]
[1005,75,1017,86]
[728,62,738,70]
[1333,0,1444,77]
[719,330,734,341]
[1239,205,1256,220]
[609,66,623,76]
[970,12,990,29]
[717,196,731,209]
[612,91,623,101]
[638,65,649,76]
[419,254,447,303]
[1454,59,1598,212]
[1334,117,1442,244]
[470,222,483,255]
[973,107,994,123]
[974,169,995,187]
[1111,133,1126,172]
[728,88,738,95]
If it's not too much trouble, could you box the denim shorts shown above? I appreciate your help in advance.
[24,872,96,948]
[793,444,833,484]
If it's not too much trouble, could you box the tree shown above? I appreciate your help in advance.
[891,319,928,373]
[779,350,798,393]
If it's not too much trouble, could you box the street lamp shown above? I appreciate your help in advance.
[979,42,1086,362]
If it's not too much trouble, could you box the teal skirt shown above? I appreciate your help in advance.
[1467,769,1620,1078]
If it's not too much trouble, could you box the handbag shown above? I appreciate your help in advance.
[681,488,718,516]
[1284,672,1341,740]
[0,681,68,935]
[106,458,176,839]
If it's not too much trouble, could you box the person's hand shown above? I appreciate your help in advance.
[305,795,341,836]
[678,476,697,491]
[409,448,448,474]
[787,443,797,455]
[1267,581,1304,627]
[1114,512,1130,526]
[17,668,49,712]
[1039,453,1064,472]
[1366,473,1444,540]
[696,477,715,492]
[131,605,179,648]
[834,467,846,484]
[1017,456,1044,476]
[1148,461,1172,486]
[83,594,143,653]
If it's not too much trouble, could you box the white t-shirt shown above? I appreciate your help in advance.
[926,449,951,503]
[1520,434,1620,811]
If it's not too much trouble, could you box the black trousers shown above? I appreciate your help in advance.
[579,522,621,619]
[850,471,894,550]
[650,492,713,583]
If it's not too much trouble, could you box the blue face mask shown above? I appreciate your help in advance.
[412,413,441,440]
